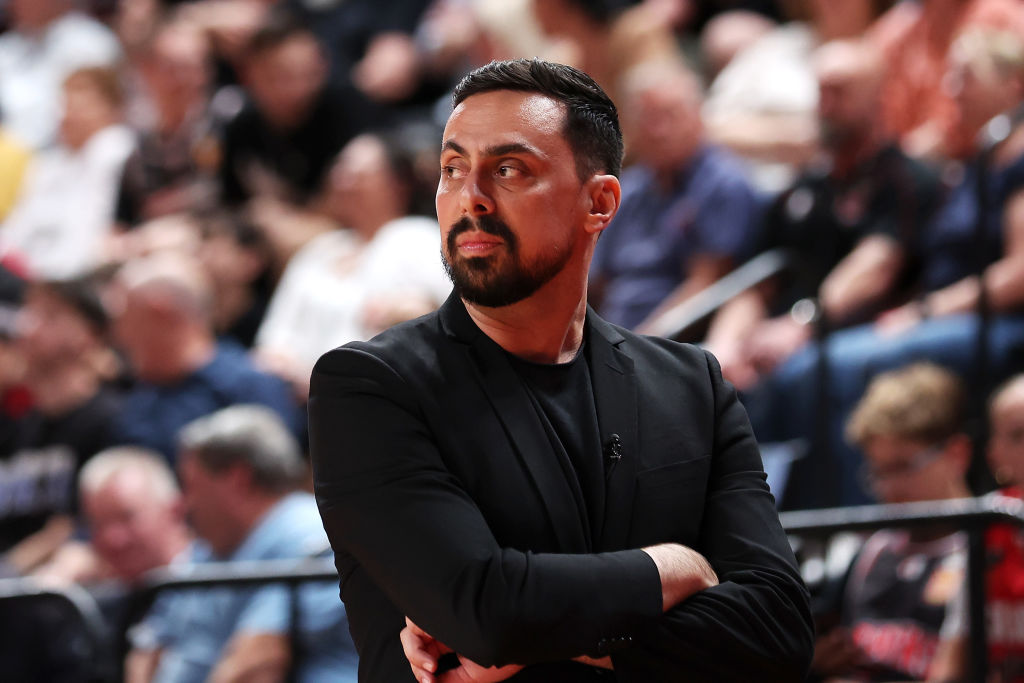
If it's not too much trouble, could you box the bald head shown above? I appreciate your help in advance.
[619,58,704,170]
[813,39,884,146]
[117,252,213,322]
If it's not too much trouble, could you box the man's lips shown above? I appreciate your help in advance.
[455,231,504,254]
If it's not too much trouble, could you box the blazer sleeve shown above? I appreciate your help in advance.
[610,350,815,682]
[309,345,664,671]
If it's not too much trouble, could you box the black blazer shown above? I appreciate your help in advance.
[310,294,814,682]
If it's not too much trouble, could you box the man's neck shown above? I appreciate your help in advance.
[831,126,885,179]
[464,281,589,365]
[214,491,284,558]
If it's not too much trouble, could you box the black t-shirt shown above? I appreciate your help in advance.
[506,340,606,548]
[0,387,121,552]
[756,145,940,320]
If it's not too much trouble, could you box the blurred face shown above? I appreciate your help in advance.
[84,470,182,582]
[989,394,1024,486]
[148,26,211,104]
[437,90,588,307]
[111,287,164,382]
[16,287,97,368]
[946,46,1019,136]
[60,79,119,150]
[324,135,403,228]
[622,79,701,172]
[178,452,235,556]
[861,436,959,504]
[815,58,879,146]
[245,35,327,129]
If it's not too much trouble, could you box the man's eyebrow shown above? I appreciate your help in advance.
[440,141,541,158]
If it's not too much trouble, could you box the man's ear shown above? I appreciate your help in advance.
[583,174,621,235]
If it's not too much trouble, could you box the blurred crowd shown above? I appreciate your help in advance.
[1,0,1024,680]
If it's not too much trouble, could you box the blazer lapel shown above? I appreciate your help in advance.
[440,295,590,551]
[587,312,640,551]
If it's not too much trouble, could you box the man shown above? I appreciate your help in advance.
[128,404,358,683]
[310,58,813,682]
[810,363,969,681]
[219,9,380,207]
[588,57,760,334]
[706,38,938,392]
[111,253,302,462]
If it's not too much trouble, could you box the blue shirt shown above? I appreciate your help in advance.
[113,342,303,463]
[136,492,358,683]
[591,145,760,329]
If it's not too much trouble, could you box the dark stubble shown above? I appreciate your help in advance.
[441,214,573,308]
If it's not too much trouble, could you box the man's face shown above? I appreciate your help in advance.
[245,36,326,130]
[84,470,182,582]
[178,452,235,556]
[622,83,700,172]
[989,397,1024,486]
[16,287,96,368]
[436,90,587,307]
[861,435,956,504]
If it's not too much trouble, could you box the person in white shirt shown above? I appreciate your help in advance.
[0,67,135,280]
[254,132,451,398]
[0,0,121,150]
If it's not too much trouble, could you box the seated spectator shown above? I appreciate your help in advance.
[701,0,879,191]
[219,9,381,207]
[931,374,1024,681]
[589,58,760,333]
[117,18,220,225]
[110,253,302,462]
[0,67,135,280]
[809,363,970,681]
[748,26,1024,509]
[0,0,121,149]
[254,132,450,398]
[0,276,121,574]
[705,38,939,391]
[127,405,358,682]
[867,0,1024,160]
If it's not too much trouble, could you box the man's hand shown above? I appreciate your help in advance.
[401,618,523,683]
[642,543,719,611]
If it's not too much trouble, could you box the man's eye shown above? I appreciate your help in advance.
[442,166,462,178]
[497,165,520,178]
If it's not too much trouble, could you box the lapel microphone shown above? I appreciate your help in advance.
[605,433,623,461]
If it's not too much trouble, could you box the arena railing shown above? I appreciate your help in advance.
[1,497,1019,682]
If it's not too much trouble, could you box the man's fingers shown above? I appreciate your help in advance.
[400,623,439,683]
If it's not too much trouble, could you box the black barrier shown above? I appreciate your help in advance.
[2,501,1023,682]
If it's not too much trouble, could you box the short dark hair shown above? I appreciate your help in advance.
[452,58,623,179]
[243,7,320,63]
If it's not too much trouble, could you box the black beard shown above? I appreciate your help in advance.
[441,214,571,308]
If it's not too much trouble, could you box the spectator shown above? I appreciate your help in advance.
[930,374,1024,681]
[0,276,121,574]
[0,67,135,280]
[0,0,121,149]
[809,363,970,681]
[219,9,381,207]
[867,0,1024,160]
[110,253,302,462]
[747,26,1024,509]
[589,58,760,333]
[117,19,220,225]
[254,132,450,398]
[705,38,939,391]
[127,405,358,683]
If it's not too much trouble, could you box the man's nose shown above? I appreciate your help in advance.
[461,170,495,216]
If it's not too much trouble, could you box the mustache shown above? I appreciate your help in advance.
[447,214,517,252]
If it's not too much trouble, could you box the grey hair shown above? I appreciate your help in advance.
[177,404,304,492]
[79,446,180,504]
